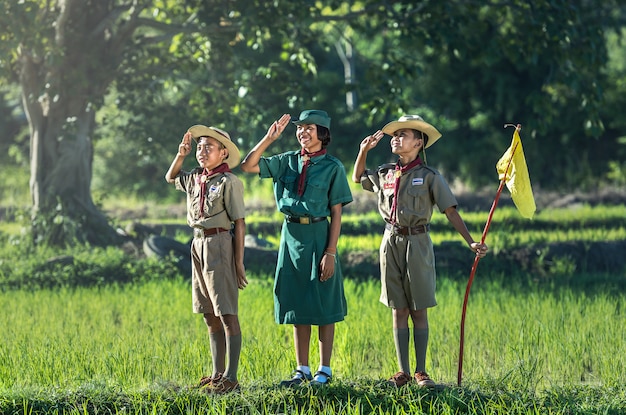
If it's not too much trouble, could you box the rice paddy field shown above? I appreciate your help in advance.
[1,203,625,414]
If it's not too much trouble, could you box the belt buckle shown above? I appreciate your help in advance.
[194,228,203,238]
[300,217,310,224]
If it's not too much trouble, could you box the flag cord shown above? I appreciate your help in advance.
[457,128,520,387]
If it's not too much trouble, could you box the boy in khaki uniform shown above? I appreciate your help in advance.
[352,115,488,387]
[165,125,247,394]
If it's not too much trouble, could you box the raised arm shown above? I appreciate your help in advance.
[165,131,192,183]
[239,114,291,174]
[352,130,384,183]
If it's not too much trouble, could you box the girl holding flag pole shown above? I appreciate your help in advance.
[352,115,488,387]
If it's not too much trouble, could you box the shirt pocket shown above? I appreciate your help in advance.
[405,185,429,217]
[306,178,329,211]
[279,173,298,201]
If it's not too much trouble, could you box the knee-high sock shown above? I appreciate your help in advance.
[393,328,411,374]
[414,327,429,373]
[209,330,226,376]
[224,334,242,381]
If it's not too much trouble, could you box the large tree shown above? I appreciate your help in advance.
[0,0,207,245]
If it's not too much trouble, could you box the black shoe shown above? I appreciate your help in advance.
[279,370,313,387]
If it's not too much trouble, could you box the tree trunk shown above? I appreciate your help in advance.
[27,101,119,246]
[20,0,126,246]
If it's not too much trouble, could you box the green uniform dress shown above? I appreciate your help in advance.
[259,150,353,325]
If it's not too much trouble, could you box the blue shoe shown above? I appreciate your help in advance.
[310,370,332,386]
[279,370,313,387]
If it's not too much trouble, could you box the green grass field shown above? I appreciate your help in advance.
[1,274,625,414]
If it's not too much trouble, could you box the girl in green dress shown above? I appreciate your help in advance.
[240,110,353,386]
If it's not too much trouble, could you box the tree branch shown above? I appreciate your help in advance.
[90,4,133,39]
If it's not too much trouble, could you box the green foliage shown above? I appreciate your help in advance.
[601,28,626,186]
[0,242,183,291]
[0,86,29,207]
[606,160,626,185]
[1,0,626,245]
[85,0,626,202]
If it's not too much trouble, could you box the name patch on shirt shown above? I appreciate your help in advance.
[412,178,424,186]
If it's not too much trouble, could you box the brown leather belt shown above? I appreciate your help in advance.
[286,216,327,224]
[385,222,430,235]
[193,227,230,238]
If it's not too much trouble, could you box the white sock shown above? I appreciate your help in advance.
[296,365,311,377]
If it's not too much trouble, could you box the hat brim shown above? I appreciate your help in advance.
[382,120,442,148]
[188,125,241,169]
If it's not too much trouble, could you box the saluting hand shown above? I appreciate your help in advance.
[179,131,192,157]
[266,114,291,141]
[359,130,384,152]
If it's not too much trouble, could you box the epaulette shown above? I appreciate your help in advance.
[325,153,347,168]
[420,164,442,175]
[377,162,396,172]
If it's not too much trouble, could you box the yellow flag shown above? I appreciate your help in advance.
[496,127,536,219]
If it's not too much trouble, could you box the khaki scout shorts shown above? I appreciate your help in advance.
[190,231,239,316]
[379,230,437,310]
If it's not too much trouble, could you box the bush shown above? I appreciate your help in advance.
[0,242,184,291]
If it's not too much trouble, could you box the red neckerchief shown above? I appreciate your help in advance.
[389,156,422,225]
[196,163,231,217]
[297,148,326,196]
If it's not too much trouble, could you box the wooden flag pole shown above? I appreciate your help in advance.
[457,124,520,387]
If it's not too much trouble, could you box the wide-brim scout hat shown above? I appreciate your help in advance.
[382,115,442,148]
[292,109,331,129]
[188,125,241,169]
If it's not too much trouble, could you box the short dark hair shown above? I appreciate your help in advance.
[411,129,429,146]
[317,125,331,148]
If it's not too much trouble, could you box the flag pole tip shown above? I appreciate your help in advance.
[503,123,522,132]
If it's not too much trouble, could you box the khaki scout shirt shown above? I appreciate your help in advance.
[175,168,245,229]
[361,163,457,227]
